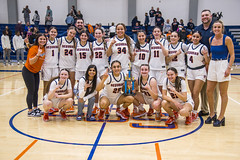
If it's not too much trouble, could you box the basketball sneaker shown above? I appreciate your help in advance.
[165,116,176,125]
[116,110,128,120]
[66,105,74,113]
[92,106,99,115]
[76,115,83,121]
[192,112,198,122]
[43,113,49,122]
[173,110,179,119]
[132,107,139,118]
[49,107,59,114]
[60,110,67,120]
[105,106,110,116]
[185,116,192,125]
[116,107,120,117]
[155,112,161,122]
[147,108,154,116]
[138,108,147,117]
[123,107,130,117]
[98,110,105,120]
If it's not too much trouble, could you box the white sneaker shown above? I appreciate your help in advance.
[18,62,20,65]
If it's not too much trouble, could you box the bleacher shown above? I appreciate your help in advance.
[0,23,239,64]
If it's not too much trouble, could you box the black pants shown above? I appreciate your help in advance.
[22,66,40,109]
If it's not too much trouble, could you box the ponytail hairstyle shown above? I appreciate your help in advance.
[135,30,146,50]
[45,68,70,94]
[94,28,107,51]
[84,65,98,96]
[116,23,132,57]
[167,67,182,92]
[67,26,77,48]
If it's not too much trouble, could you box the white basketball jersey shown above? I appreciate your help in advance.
[102,72,125,99]
[109,36,134,69]
[133,43,150,67]
[42,38,59,68]
[92,40,109,71]
[76,41,92,71]
[168,42,186,68]
[187,43,207,69]
[49,78,72,95]
[140,76,161,99]
[149,38,168,70]
[59,36,76,68]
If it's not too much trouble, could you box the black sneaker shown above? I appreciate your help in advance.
[198,110,209,117]
[33,109,42,117]
[34,108,44,115]
[28,110,36,117]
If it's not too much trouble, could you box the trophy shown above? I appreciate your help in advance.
[124,63,135,96]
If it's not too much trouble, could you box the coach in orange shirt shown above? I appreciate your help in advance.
[22,33,47,117]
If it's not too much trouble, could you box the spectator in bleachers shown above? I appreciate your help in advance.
[24,22,33,37]
[179,28,187,43]
[45,13,53,30]
[4,26,12,41]
[45,6,52,18]
[22,5,31,24]
[15,21,24,37]
[109,22,115,38]
[76,10,83,19]
[65,11,75,27]
[186,19,195,33]
[29,27,39,44]
[13,31,25,65]
[71,5,77,17]
[163,19,171,34]
[171,18,179,31]
[1,30,11,66]
[32,10,40,29]
[155,14,164,32]
[87,23,94,35]
[165,30,172,42]
[177,19,184,31]
[149,7,155,26]
[155,7,162,25]
[131,16,140,27]
[132,21,142,42]
[187,31,193,43]
[44,28,49,37]
[144,13,149,35]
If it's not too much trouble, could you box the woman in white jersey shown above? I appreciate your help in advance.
[162,67,194,125]
[75,30,92,81]
[166,31,188,79]
[106,23,135,74]
[76,65,101,121]
[58,26,76,112]
[96,60,134,120]
[132,30,150,79]
[42,27,59,96]
[186,31,209,121]
[149,26,168,92]
[42,69,73,122]
[92,28,109,78]
[132,64,162,121]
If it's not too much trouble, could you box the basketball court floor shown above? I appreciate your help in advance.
[0,63,240,160]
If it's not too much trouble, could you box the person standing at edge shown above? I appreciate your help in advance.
[195,9,219,117]
[22,34,47,117]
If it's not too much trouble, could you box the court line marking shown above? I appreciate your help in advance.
[229,96,240,105]
[9,108,204,146]
[0,86,25,97]
[14,140,38,160]
[155,143,162,160]
[0,72,21,80]
[87,122,107,160]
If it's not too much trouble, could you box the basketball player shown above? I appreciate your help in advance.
[96,60,134,120]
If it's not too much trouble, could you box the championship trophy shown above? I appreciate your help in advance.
[124,63,135,96]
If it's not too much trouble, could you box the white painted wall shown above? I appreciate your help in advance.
[17,0,68,25]
[0,0,8,23]
[197,0,240,25]
[137,0,190,26]
[1,0,239,26]
[77,0,128,25]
